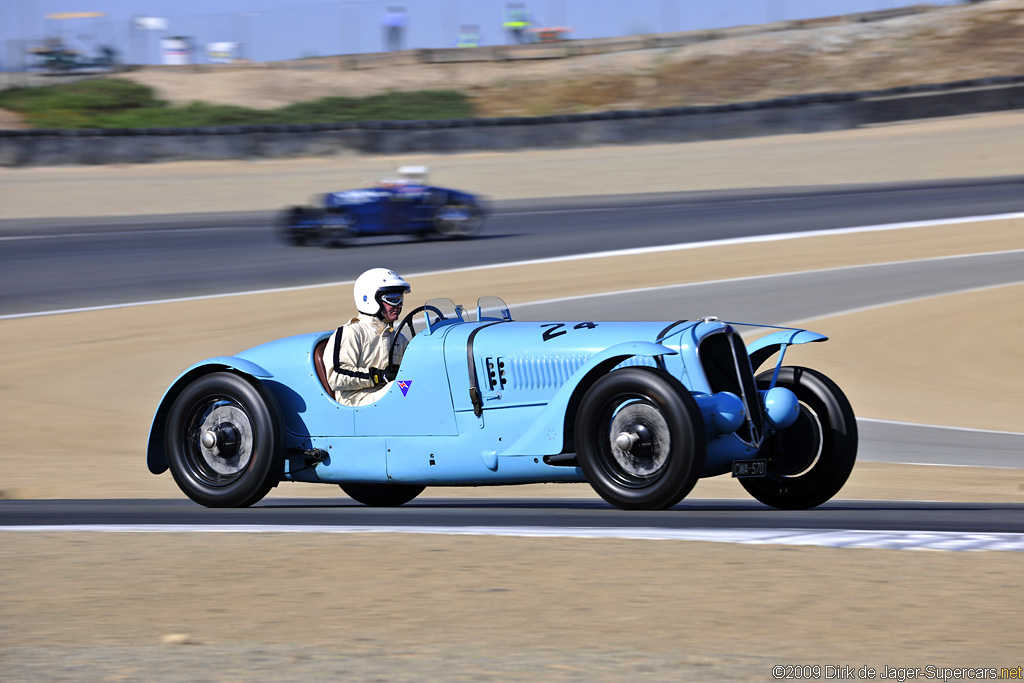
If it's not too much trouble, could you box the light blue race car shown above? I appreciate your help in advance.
[147,297,857,510]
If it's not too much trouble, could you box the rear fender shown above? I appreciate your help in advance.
[147,358,273,475]
[499,341,677,458]
[746,330,827,388]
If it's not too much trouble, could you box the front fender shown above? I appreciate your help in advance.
[146,358,274,475]
[500,341,677,458]
[746,329,828,375]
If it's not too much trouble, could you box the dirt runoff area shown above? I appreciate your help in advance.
[1,113,1023,680]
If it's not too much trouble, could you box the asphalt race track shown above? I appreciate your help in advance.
[2,177,1022,542]
[2,177,1023,317]
[2,497,1023,534]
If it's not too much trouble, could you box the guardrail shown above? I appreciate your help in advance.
[1,74,1022,167]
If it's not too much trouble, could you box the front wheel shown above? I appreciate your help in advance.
[575,367,705,510]
[741,366,857,509]
[340,484,425,507]
[165,372,283,508]
[433,203,482,238]
[321,210,357,247]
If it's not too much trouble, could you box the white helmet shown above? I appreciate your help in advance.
[353,268,411,316]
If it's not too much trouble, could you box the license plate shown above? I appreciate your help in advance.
[731,458,767,478]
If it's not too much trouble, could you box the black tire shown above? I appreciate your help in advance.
[277,206,314,246]
[433,203,482,238]
[340,484,425,507]
[741,366,858,509]
[165,372,284,508]
[575,367,705,510]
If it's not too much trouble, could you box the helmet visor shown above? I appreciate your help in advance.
[380,292,405,307]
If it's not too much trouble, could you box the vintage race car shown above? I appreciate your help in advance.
[147,297,857,510]
[278,166,485,246]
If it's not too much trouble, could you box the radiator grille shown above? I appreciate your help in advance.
[699,330,763,447]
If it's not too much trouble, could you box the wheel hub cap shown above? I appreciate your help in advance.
[196,405,253,476]
[200,424,240,454]
[614,431,638,451]
[609,404,668,479]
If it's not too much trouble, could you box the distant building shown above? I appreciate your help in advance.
[381,7,408,51]
[207,42,239,64]
[503,3,531,44]
[457,25,482,48]
[160,36,193,65]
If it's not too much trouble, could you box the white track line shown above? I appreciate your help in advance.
[0,226,240,242]
[2,525,1022,551]
[3,211,1023,321]
[858,417,1024,438]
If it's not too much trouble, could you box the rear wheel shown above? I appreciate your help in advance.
[277,206,321,246]
[575,367,705,510]
[340,484,425,507]
[165,372,283,508]
[741,366,857,509]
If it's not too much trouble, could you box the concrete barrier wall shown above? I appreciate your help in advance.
[2,76,1022,167]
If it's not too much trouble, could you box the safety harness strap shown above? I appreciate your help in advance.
[332,326,345,372]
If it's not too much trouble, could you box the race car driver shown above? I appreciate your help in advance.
[323,268,411,406]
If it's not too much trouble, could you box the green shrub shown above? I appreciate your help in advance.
[0,78,476,129]
[0,79,156,127]
[280,91,474,122]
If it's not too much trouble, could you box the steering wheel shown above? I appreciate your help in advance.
[389,305,444,370]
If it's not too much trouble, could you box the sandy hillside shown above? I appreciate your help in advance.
[4,1,1022,127]
[104,0,1024,116]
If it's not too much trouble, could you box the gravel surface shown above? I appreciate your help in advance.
[3,533,1023,682]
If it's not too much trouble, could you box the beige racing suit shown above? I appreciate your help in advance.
[323,313,408,406]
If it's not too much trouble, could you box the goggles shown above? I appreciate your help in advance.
[379,292,405,307]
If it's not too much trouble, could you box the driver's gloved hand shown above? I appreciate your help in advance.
[368,367,389,386]
[384,364,399,382]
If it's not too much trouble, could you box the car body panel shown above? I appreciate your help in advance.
[745,327,829,376]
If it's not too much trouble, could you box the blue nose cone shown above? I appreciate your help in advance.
[762,387,800,429]
[712,391,746,434]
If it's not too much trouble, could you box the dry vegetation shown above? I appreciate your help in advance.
[97,0,1024,119]
[473,0,1024,116]
[2,1,1022,125]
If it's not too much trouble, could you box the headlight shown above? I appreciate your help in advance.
[711,391,745,434]
[762,387,799,429]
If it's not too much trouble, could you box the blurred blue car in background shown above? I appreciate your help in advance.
[278,166,486,246]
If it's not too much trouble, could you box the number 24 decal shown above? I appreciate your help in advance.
[541,322,598,341]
